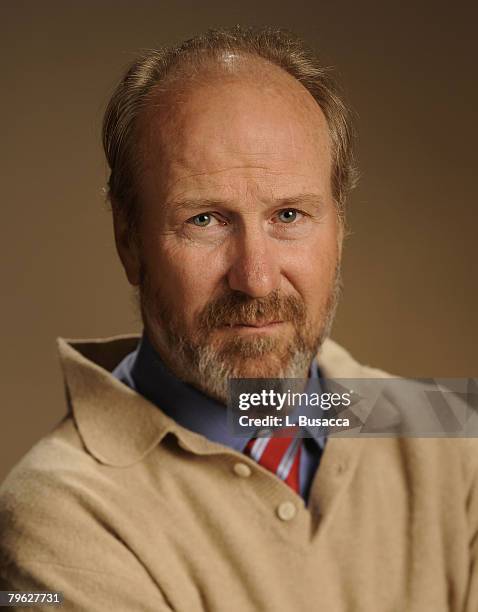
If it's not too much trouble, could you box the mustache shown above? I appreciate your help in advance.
[198,290,307,331]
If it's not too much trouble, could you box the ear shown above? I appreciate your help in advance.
[112,202,141,286]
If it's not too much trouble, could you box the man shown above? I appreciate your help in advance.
[1,26,477,611]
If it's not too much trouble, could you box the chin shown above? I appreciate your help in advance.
[229,350,308,379]
[230,360,284,379]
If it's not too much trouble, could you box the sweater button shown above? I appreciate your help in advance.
[276,501,296,521]
[233,462,252,478]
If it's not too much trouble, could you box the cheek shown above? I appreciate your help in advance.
[143,238,224,322]
[284,234,339,309]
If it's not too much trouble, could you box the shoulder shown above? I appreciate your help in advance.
[0,418,171,607]
[0,417,114,571]
[0,415,165,604]
[320,338,478,473]
[318,338,391,379]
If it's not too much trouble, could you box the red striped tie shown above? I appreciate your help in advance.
[243,428,302,494]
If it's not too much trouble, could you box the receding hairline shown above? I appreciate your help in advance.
[138,50,326,125]
[135,51,333,172]
[146,48,316,91]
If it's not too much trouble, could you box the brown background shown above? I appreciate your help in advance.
[2,0,476,482]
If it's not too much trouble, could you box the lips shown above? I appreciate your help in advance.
[227,320,283,327]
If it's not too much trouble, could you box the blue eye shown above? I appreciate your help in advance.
[192,213,211,226]
[278,209,298,223]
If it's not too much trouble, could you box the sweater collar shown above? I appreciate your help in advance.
[57,333,399,467]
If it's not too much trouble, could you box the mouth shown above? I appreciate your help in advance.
[222,320,285,331]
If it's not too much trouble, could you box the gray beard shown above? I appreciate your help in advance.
[136,264,342,405]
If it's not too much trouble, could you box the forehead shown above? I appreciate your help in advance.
[138,59,332,201]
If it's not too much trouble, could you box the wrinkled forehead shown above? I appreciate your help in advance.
[136,55,332,192]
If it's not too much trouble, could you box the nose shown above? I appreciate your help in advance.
[226,226,281,298]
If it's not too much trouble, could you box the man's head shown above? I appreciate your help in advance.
[103,27,357,404]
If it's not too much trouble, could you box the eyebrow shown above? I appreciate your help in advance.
[167,193,326,212]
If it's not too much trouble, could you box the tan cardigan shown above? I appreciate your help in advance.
[1,335,478,611]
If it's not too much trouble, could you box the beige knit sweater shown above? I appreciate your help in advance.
[1,335,477,611]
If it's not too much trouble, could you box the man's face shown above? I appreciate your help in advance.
[120,63,343,403]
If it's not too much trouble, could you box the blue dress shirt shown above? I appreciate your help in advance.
[112,330,325,504]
